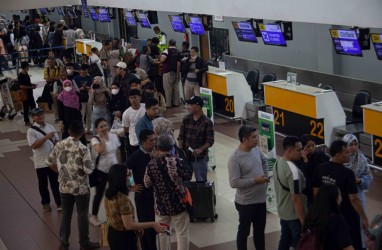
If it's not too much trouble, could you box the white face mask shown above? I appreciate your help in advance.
[111,89,120,95]
[66,69,73,75]
[64,87,72,92]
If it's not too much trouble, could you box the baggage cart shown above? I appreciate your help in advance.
[0,77,21,120]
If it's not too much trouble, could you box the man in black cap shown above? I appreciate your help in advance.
[26,108,61,212]
[178,96,214,181]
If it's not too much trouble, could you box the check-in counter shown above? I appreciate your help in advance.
[363,103,382,166]
[263,81,346,146]
[75,39,103,56]
[207,67,252,119]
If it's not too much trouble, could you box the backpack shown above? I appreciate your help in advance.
[168,47,180,72]
[297,228,322,250]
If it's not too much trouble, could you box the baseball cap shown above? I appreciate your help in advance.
[31,108,44,116]
[114,62,127,69]
[186,96,204,107]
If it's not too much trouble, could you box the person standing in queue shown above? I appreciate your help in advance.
[273,136,307,250]
[18,61,37,126]
[228,125,268,250]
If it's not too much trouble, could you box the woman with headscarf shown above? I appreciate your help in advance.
[342,133,373,249]
[57,79,86,144]
[88,76,111,135]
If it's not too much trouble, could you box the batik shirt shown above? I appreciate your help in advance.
[46,137,94,195]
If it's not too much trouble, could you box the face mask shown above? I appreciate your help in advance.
[66,69,73,75]
[111,89,119,95]
[92,84,100,89]
[64,87,72,92]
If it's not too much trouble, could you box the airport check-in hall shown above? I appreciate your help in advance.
[0,0,381,249]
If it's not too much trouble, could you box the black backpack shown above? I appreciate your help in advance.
[168,48,180,72]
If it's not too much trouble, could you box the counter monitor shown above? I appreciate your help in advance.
[259,23,287,46]
[188,16,206,35]
[139,13,151,28]
[98,8,110,22]
[125,11,137,26]
[371,33,382,60]
[232,21,258,43]
[169,15,186,33]
[329,29,362,57]
[89,8,98,21]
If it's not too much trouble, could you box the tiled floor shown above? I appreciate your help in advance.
[0,67,381,250]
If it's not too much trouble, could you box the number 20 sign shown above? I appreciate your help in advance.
[373,135,382,166]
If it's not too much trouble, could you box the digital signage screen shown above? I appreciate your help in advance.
[56,7,65,16]
[89,8,98,21]
[40,8,48,15]
[98,8,110,22]
[188,16,205,35]
[232,21,258,43]
[125,11,137,26]
[330,29,362,57]
[138,13,151,28]
[169,15,186,33]
[371,33,382,60]
[259,23,286,46]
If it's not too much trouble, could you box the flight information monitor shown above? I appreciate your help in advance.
[89,8,98,21]
[232,21,258,43]
[188,16,206,35]
[56,7,65,16]
[330,29,362,56]
[124,11,137,26]
[40,8,48,15]
[138,13,151,28]
[371,33,382,60]
[169,15,186,33]
[98,8,110,22]
[259,23,287,46]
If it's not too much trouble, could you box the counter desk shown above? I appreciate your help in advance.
[263,81,346,146]
[75,39,103,56]
[363,103,382,166]
[206,67,252,119]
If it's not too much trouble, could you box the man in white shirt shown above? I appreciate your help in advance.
[26,108,61,212]
[122,89,146,158]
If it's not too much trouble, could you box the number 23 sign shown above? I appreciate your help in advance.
[273,107,325,144]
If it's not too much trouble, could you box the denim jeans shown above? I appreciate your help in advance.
[189,157,208,182]
[278,219,302,250]
[60,193,90,247]
[235,202,266,250]
[36,167,61,206]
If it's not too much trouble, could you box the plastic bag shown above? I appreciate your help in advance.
[110,119,125,137]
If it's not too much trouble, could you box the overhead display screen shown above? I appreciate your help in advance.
[98,8,110,22]
[169,15,186,33]
[259,23,287,46]
[330,29,362,56]
[232,21,258,43]
[89,8,98,21]
[56,7,65,16]
[40,8,48,15]
[371,33,382,60]
[124,11,137,26]
[188,16,206,35]
[138,13,151,28]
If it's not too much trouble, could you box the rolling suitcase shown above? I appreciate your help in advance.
[185,181,218,222]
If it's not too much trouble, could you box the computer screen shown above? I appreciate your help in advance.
[259,23,287,46]
[188,16,206,35]
[56,7,65,16]
[232,21,258,43]
[124,11,137,26]
[371,33,382,60]
[40,8,48,15]
[66,8,77,18]
[98,8,110,22]
[138,13,151,28]
[89,8,98,21]
[329,29,362,57]
[169,15,186,33]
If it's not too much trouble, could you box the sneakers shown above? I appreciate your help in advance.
[80,241,100,250]
[57,205,62,212]
[43,204,52,212]
[89,215,102,227]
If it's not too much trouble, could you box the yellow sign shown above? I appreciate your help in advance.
[364,108,382,137]
[330,30,339,38]
[371,34,382,43]
[258,23,266,31]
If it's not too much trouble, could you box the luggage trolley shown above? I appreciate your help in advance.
[0,77,22,120]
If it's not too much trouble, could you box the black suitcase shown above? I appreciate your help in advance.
[185,181,218,222]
